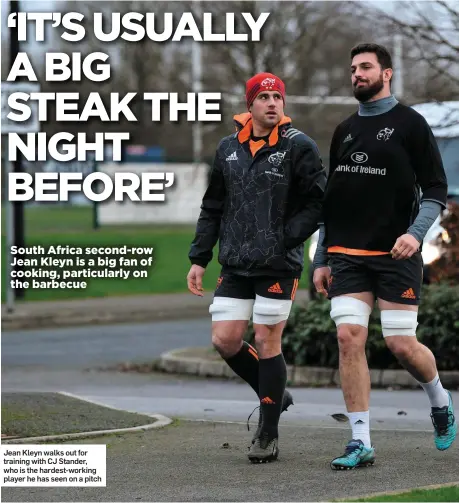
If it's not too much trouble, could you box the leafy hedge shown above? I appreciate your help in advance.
[246,283,459,371]
[429,201,459,284]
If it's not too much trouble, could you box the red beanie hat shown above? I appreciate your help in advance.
[245,72,286,109]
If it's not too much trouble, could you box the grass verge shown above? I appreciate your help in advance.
[346,484,459,502]
[1,392,158,438]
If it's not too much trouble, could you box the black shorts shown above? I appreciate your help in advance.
[214,273,300,301]
[328,252,423,305]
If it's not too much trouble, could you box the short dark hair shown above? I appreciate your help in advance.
[350,43,393,71]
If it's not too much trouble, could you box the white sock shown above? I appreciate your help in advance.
[419,373,449,408]
[348,411,371,448]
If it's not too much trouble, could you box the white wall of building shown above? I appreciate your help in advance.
[97,162,208,224]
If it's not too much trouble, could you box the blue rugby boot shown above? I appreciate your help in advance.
[431,390,457,451]
[330,439,375,470]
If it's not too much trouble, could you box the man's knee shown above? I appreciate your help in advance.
[209,297,253,357]
[212,321,247,357]
[331,296,371,354]
[253,322,285,346]
[336,324,367,354]
[251,296,290,357]
[381,309,419,362]
[254,322,285,359]
[384,335,418,361]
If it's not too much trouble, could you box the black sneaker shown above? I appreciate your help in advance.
[247,390,294,443]
[248,431,279,463]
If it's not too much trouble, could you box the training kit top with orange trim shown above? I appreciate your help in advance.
[321,103,448,255]
[188,112,327,278]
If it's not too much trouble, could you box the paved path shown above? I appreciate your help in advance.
[3,367,458,432]
[3,309,458,501]
[2,421,458,502]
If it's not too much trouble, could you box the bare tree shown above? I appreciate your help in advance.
[356,1,459,100]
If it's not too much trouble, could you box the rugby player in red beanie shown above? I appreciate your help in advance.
[188,72,327,463]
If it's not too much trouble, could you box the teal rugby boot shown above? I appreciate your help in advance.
[431,390,457,451]
[330,439,375,470]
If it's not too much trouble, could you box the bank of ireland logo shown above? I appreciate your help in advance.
[268,151,286,167]
[350,152,368,163]
[377,127,394,141]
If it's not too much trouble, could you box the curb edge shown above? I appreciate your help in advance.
[157,348,459,389]
[2,391,173,444]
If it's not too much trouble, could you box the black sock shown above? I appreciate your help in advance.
[224,341,259,395]
[258,353,287,438]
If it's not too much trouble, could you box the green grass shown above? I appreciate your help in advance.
[2,205,310,301]
[2,392,157,438]
[2,204,94,234]
[347,485,459,502]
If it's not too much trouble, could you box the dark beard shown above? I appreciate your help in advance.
[353,75,384,102]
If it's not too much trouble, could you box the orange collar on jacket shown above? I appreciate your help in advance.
[233,112,292,156]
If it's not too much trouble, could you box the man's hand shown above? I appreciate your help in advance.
[391,234,420,260]
[313,266,331,297]
[187,264,206,296]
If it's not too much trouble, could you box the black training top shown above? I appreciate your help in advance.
[189,113,327,277]
[322,102,448,252]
